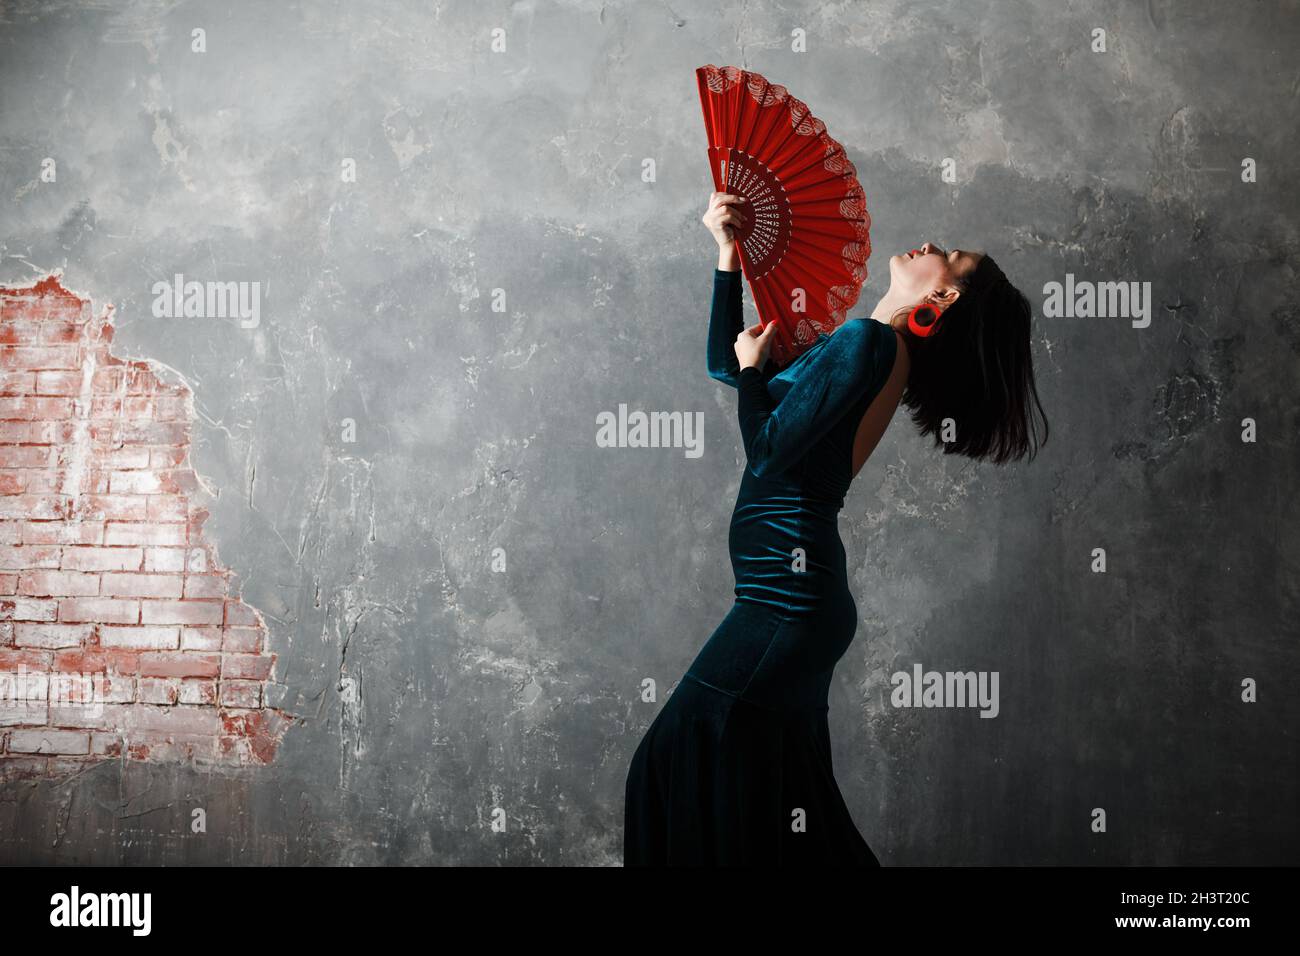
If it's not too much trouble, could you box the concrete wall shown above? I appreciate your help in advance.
[0,0,1295,864]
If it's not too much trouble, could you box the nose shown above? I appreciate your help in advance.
[920,242,942,256]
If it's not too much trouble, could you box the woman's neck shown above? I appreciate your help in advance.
[869,290,906,325]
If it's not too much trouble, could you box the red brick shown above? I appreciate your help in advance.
[0,288,83,316]
[0,700,49,726]
[104,522,186,546]
[75,495,148,520]
[99,447,151,469]
[96,625,178,650]
[122,703,225,736]
[0,445,55,467]
[0,647,54,670]
[218,709,288,765]
[141,600,222,626]
[0,370,34,393]
[146,495,187,520]
[0,323,37,345]
[181,626,223,651]
[224,601,261,627]
[149,447,187,470]
[220,681,262,708]
[91,367,125,390]
[144,547,188,572]
[60,546,143,571]
[0,347,79,370]
[125,734,221,763]
[99,572,182,598]
[0,544,61,569]
[0,396,74,419]
[0,496,66,520]
[0,421,35,441]
[92,421,189,445]
[58,597,139,624]
[0,664,48,697]
[114,396,169,419]
[107,471,163,495]
[177,680,217,705]
[33,370,81,395]
[47,668,110,706]
[0,655,47,683]
[31,421,77,444]
[183,573,228,599]
[222,653,274,681]
[2,596,58,621]
[221,626,262,653]
[23,472,62,493]
[14,623,93,649]
[46,704,112,730]
[139,652,220,679]
[89,395,123,418]
[137,677,179,705]
[41,320,86,344]
[22,520,104,545]
[8,728,89,755]
[166,470,198,493]
[18,570,100,596]
[82,673,135,704]
[53,647,140,674]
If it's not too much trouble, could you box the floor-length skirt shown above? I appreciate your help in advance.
[623,598,880,866]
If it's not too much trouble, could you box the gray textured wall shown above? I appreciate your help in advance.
[1,0,1296,864]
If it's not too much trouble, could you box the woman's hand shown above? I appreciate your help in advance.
[734,321,776,370]
[702,191,747,249]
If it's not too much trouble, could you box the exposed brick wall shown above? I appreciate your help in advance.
[0,275,291,777]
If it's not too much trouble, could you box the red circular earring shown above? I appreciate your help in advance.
[907,302,941,337]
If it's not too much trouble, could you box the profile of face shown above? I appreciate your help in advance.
[887,242,985,312]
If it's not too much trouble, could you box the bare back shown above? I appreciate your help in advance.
[850,329,910,478]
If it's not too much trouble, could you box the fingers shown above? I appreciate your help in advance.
[704,194,747,236]
[710,191,748,207]
[717,214,744,233]
[707,205,746,225]
[737,321,780,342]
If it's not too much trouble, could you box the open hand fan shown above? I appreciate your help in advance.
[695,64,871,367]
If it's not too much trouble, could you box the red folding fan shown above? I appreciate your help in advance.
[695,64,871,367]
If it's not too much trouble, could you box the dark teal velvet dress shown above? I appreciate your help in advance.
[623,267,898,866]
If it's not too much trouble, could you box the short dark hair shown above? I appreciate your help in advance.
[891,255,1049,464]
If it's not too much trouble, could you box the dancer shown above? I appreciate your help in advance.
[623,191,1049,865]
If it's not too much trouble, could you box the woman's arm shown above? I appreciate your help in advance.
[701,193,746,386]
[735,320,888,478]
[706,261,745,387]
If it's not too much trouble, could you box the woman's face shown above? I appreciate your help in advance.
[888,242,985,303]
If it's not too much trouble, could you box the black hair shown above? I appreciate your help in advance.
[890,255,1049,464]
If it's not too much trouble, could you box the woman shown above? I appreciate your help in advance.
[623,191,1049,866]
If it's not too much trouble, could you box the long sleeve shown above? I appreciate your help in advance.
[735,320,887,478]
[706,268,746,387]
